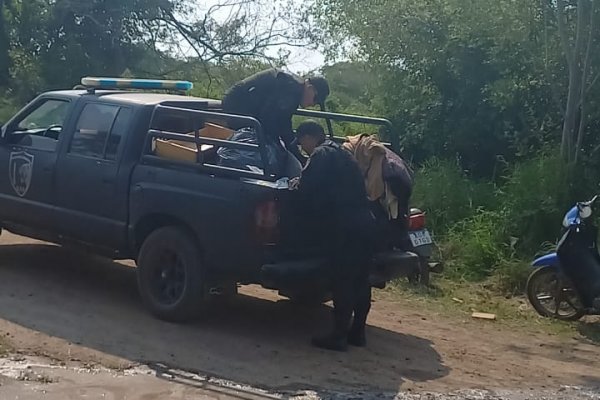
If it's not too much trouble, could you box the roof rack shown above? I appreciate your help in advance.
[80,77,194,94]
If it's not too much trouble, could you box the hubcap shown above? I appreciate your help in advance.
[150,249,186,306]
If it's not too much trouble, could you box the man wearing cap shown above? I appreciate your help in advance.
[221,69,330,175]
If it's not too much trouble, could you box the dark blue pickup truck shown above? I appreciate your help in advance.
[0,78,422,322]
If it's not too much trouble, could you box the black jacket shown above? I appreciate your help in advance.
[222,69,304,148]
[295,140,373,233]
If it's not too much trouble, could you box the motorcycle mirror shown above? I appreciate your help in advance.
[579,204,593,219]
[579,195,599,208]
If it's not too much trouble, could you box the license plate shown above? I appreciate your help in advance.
[409,230,433,247]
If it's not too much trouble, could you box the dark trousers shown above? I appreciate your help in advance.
[331,250,372,337]
[328,221,375,337]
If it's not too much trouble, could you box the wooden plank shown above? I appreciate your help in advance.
[472,312,497,321]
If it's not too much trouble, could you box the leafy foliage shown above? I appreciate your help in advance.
[0,0,303,103]
[312,0,600,174]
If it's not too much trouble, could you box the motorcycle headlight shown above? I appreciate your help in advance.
[579,204,593,219]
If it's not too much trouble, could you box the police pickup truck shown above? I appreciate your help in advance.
[0,77,421,322]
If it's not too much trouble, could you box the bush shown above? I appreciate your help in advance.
[501,151,570,254]
[411,158,496,234]
[443,210,508,280]
[418,149,581,295]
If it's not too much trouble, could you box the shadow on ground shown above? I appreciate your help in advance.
[578,319,600,344]
[0,243,449,397]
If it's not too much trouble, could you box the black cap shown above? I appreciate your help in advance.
[308,76,330,106]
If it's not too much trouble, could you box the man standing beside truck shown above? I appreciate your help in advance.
[291,120,376,352]
[221,69,329,176]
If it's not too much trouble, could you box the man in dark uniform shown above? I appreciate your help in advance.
[221,69,330,173]
[291,120,376,352]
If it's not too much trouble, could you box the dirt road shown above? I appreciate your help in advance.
[0,232,598,399]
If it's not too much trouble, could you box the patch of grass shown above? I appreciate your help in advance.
[443,210,509,281]
[381,276,590,340]
[578,321,600,344]
[491,258,531,295]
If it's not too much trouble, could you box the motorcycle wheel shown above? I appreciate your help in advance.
[407,257,430,287]
[526,267,585,321]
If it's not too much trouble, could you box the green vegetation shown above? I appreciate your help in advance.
[411,151,585,296]
[312,0,600,299]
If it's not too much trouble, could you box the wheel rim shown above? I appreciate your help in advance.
[532,270,582,318]
[150,249,186,306]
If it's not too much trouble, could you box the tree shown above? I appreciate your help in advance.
[552,0,600,164]
[2,0,304,101]
[311,0,564,175]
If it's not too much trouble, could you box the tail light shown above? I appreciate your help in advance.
[409,211,426,231]
[255,200,279,244]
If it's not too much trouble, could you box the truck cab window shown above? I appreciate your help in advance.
[70,103,120,159]
[105,108,131,160]
[9,99,70,150]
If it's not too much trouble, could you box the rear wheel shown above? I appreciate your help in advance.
[526,267,585,321]
[137,226,205,322]
[408,258,430,286]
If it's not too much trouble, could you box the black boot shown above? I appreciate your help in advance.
[312,303,351,352]
[311,334,348,352]
[348,279,371,347]
[347,325,366,347]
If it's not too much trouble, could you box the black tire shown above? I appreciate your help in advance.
[408,257,431,286]
[526,267,585,321]
[137,226,205,322]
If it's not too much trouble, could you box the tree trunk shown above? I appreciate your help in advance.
[561,68,582,163]
[575,0,596,165]
[556,0,596,165]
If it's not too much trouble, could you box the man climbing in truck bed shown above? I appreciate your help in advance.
[290,120,377,352]
[222,69,330,176]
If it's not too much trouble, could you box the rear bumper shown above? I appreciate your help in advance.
[370,250,420,288]
[260,250,421,290]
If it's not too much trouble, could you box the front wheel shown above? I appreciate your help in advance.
[137,226,205,322]
[526,267,585,321]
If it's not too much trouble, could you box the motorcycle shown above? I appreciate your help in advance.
[407,207,443,286]
[527,195,600,320]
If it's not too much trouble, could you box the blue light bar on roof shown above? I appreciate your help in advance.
[81,77,194,91]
